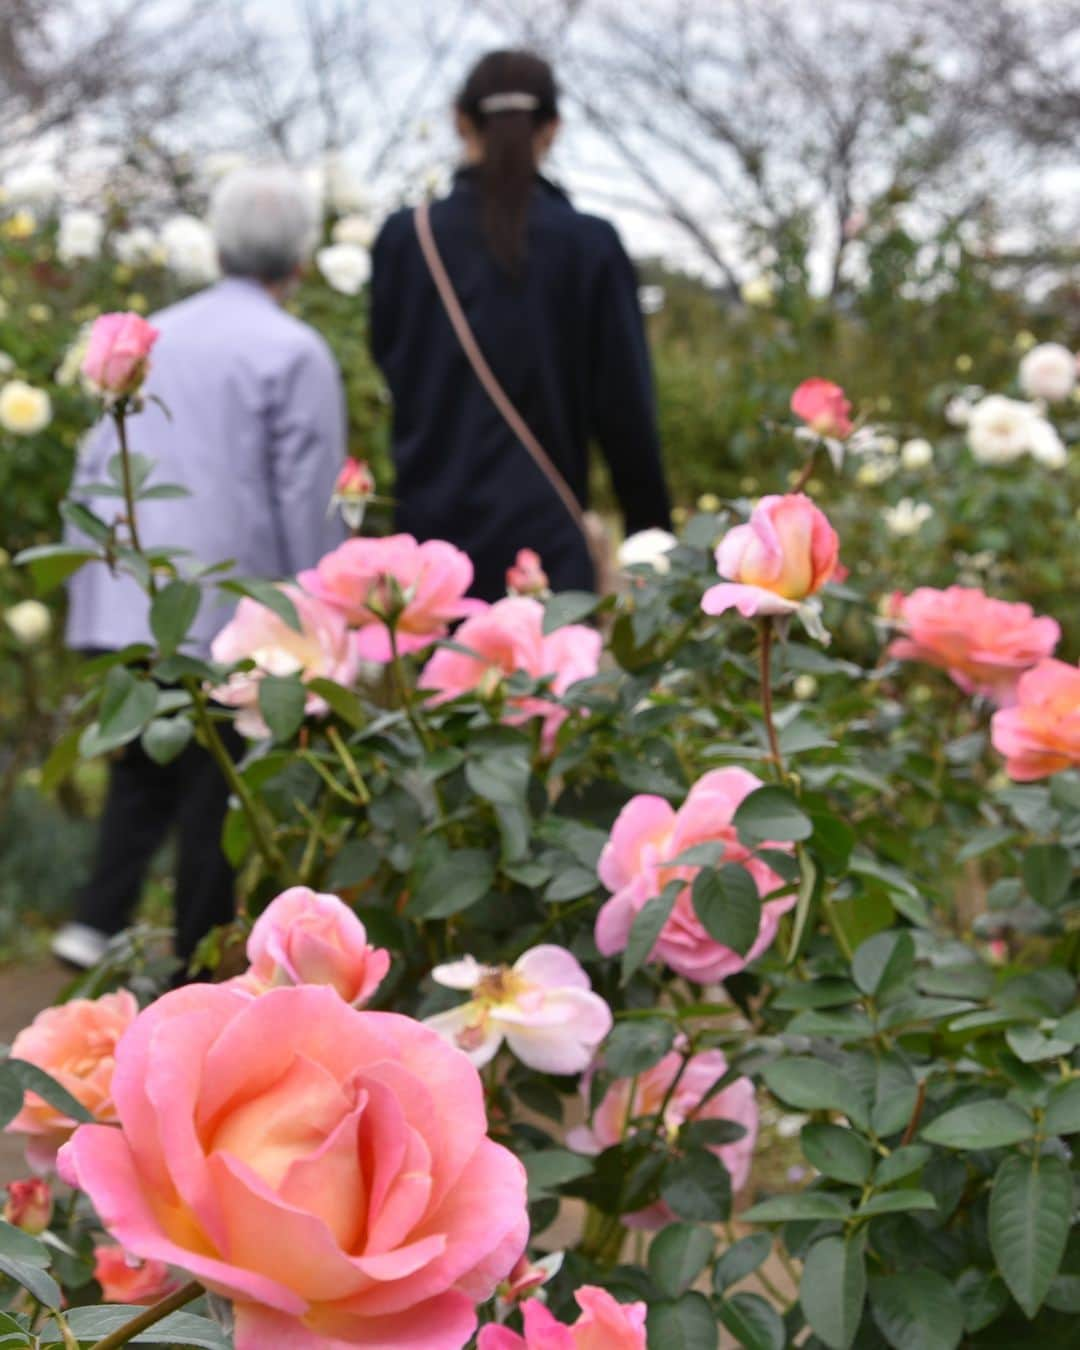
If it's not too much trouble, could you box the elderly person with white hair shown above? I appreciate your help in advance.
[56,167,348,975]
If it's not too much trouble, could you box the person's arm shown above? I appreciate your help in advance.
[266,334,348,575]
[588,225,672,533]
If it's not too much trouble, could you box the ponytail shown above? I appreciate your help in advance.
[456,50,559,275]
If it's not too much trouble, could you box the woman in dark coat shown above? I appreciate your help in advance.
[370,49,671,602]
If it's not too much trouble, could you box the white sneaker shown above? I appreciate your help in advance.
[51,923,111,970]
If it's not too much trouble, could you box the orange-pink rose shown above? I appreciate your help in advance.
[60,984,528,1350]
[5,991,138,1171]
[991,659,1080,780]
[478,1286,647,1349]
[298,534,483,662]
[887,585,1060,703]
[791,378,853,439]
[702,493,840,622]
[81,312,160,397]
[94,1245,179,1304]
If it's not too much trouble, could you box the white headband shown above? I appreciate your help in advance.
[478,92,541,114]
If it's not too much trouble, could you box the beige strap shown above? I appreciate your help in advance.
[413,200,589,540]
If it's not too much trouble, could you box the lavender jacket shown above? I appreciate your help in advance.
[66,278,348,653]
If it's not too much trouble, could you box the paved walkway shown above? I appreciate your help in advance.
[1,960,71,1182]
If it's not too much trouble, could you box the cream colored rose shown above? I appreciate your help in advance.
[1018,342,1077,404]
[5,600,51,645]
[330,213,374,248]
[0,380,52,435]
[315,242,371,295]
[901,437,933,470]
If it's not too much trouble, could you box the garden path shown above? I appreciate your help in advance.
[0,959,70,1182]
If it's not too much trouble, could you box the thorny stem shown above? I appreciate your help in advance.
[112,406,151,589]
[790,445,818,495]
[389,625,433,754]
[758,618,785,775]
[87,1280,202,1350]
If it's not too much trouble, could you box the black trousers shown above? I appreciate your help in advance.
[74,731,241,963]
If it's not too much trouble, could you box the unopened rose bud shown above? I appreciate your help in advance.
[81,311,160,399]
[4,1178,53,1234]
[332,457,376,531]
[505,548,549,597]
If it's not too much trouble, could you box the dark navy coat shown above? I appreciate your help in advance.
[370,169,671,601]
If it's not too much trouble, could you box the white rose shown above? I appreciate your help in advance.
[5,599,51,645]
[56,209,105,264]
[617,528,678,574]
[316,243,371,295]
[1018,342,1077,404]
[883,498,934,537]
[1027,417,1067,469]
[0,380,52,435]
[331,214,375,248]
[112,226,159,267]
[900,438,933,470]
[792,675,818,701]
[944,395,972,427]
[740,275,774,307]
[966,395,1038,465]
[855,457,897,486]
[638,284,666,315]
[3,162,60,207]
[160,215,220,284]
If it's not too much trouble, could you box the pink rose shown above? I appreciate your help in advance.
[702,493,840,622]
[210,585,360,738]
[478,1286,647,1349]
[3,1178,53,1234]
[506,549,549,597]
[419,597,601,748]
[298,534,483,662]
[60,985,527,1350]
[991,659,1080,781]
[236,886,390,1006]
[887,585,1060,704]
[425,946,612,1074]
[791,378,853,439]
[567,1048,757,1228]
[81,312,160,397]
[5,991,138,1170]
[332,459,376,530]
[595,768,794,983]
[94,1245,179,1304]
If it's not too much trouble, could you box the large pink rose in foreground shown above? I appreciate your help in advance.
[5,991,138,1170]
[702,493,840,622]
[298,534,483,662]
[210,585,360,738]
[235,887,390,1007]
[887,585,1060,703]
[568,1048,757,1228]
[595,767,792,983]
[790,377,853,439]
[81,311,160,397]
[478,1286,647,1349]
[991,659,1080,781]
[60,985,527,1349]
[419,597,601,748]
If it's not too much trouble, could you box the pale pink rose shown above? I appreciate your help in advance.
[81,312,160,397]
[595,768,793,984]
[332,459,376,530]
[60,985,528,1350]
[94,1246,179,1304]
[506,549,549,597]
[425,946,612,1074]
[3,1178,53,1234]
[298,534,483,661]
[991,659,1080,781]
[568,1048,757,1228]
[702,493,840,622]
[5,991,138,1170]
[791,378,853,439]
[237,886,390,1006]
[887,586,1060,704]
[478,1286,647,1349]
[210,585,360,739]
[418,597,601,748]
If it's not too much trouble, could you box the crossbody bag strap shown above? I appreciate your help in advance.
[413,200,588,540]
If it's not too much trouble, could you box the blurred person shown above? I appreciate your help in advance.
[53,167,347,973]
[371,49,671,601]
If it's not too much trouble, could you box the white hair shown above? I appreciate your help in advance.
[209,166,317,283]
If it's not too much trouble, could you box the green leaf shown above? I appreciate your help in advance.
[870,1270,964,1350]
[604,1018,677,1077]
[801,1123,873,1185]
[0,1068,24,1129]
[800,1234,866,1350]
[714,1233,773,1294]
[874,1145,931,1187]
[856,1189,937,1217]
[761,1057,870,1131]
[660,1149,732,1221]
[542,590,600,633]
[989,1152,1072,1318]
[1022,844,1072,907]
[327,839,380,888]
[4,1059,95,1124]
[466,748,531,806]
[648,1222,715,1299]
[691,864,761,956]
[521,1149,593,1200]
[742,1191,851,1223]
[852,930,915,999]
[258,675,308,742]
[149,579,201,654]
[647,1292,719,1350]
[219,578,301,632]
[40,1307,231,1347]
[715,1292,784,1350]
[733,786,813,844]
[408,848,495,919]
[60,498,111,542]
[785,846,819,965]
[0,1253,61,1308]
[1004,1025,1075,1063]
[0,1222,50,1266]
[15,543,100,594]
[0,1309,32,1346]
[83,667,158,755]
[1045,1079,1080,1135]
[921,1100,1034,1150]
[305,678,366,730]
[141,716,194,765]
[621,881,679,983]
[544,866,597,901]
